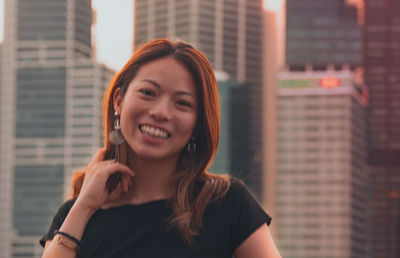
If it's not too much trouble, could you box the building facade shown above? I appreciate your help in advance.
[0,1,114,257]
[133,0,264,198]
[276,70,370,258]
[364,0,400,257]
[285,0,362,70]
[209,72,250,177]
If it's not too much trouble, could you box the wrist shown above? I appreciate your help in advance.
[57,200,97,245]
[53,230,81,252]
[71,199,98,219]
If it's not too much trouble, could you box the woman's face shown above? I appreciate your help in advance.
[114,57,198,162]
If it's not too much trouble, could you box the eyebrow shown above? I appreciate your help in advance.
[142,79,161,88]
[141,79,197,100]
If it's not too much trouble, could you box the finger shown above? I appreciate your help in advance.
[121,174,127,192]
[122,174,129,192]
[124,174,132,190]
[106,162,135,177]
[90,148,106,164]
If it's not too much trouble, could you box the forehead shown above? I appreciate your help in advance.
[131,57,197,94]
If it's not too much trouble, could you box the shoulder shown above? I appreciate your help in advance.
[227,177,271,225]
[199,175,271,227]
[222,177,263,211]
[205,176,256,203]
[226,177,252,197]
[209,177,272,251]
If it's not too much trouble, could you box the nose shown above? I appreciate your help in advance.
[148,98,172,121]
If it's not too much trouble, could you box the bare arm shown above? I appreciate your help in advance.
[234,223,281,258]
[42,148,134,258]
[42,203,96,258]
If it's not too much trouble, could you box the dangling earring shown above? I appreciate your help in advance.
[187,137,196,154]
[109,111,125,145]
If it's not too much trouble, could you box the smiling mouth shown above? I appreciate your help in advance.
[139,125,170,139]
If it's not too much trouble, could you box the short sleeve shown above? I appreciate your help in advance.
[225,178,272,252]
[39,199,76,247]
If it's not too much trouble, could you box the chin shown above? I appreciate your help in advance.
[125,138,184,161]
[130,148,179,162]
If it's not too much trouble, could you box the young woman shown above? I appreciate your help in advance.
[40,38,281,258]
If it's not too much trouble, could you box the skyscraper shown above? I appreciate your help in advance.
[285,0,362,70]
[209,72,250,177]
[276,70,370,258]
[133,0,264,197]
[0,1,114,257]
[364,0,400,257]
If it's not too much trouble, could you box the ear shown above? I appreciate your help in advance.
[113,88,123,114]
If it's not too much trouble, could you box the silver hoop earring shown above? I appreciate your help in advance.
[187,137,196,154]
[109,111,125,145]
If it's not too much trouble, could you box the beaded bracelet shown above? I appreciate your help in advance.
[53,230,81,249]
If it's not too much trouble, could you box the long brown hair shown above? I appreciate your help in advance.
[71,38,230,244]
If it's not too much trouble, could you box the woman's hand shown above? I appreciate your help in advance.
[74,148,135,212]
[42,148,134,258]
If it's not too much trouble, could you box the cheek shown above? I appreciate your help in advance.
[120,107,138,132]
[122,102,141,120]
[181,115,197,134]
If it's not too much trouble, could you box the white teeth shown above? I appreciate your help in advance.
[140,125,169,139]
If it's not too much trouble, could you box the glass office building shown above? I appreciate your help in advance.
[286,0,362,70]
[0,1,114,257]
[209,74,250,178]
[364,0,400,257]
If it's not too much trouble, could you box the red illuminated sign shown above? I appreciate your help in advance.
[319,77,341,89]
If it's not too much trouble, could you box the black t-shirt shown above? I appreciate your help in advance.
[40,178,271,258]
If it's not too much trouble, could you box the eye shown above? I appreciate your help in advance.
[176,100,191,107]
[139,89,155,97]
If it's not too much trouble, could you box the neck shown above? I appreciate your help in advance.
[119,151,179,204]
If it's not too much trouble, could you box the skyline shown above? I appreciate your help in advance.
[0,0,133,71]
[1,0,398,257]
[0,0,281,70]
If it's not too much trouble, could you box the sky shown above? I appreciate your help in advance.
[92,0,133,70]
[0,0,281,70]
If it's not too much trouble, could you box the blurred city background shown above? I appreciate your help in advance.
[0,0,399,257]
